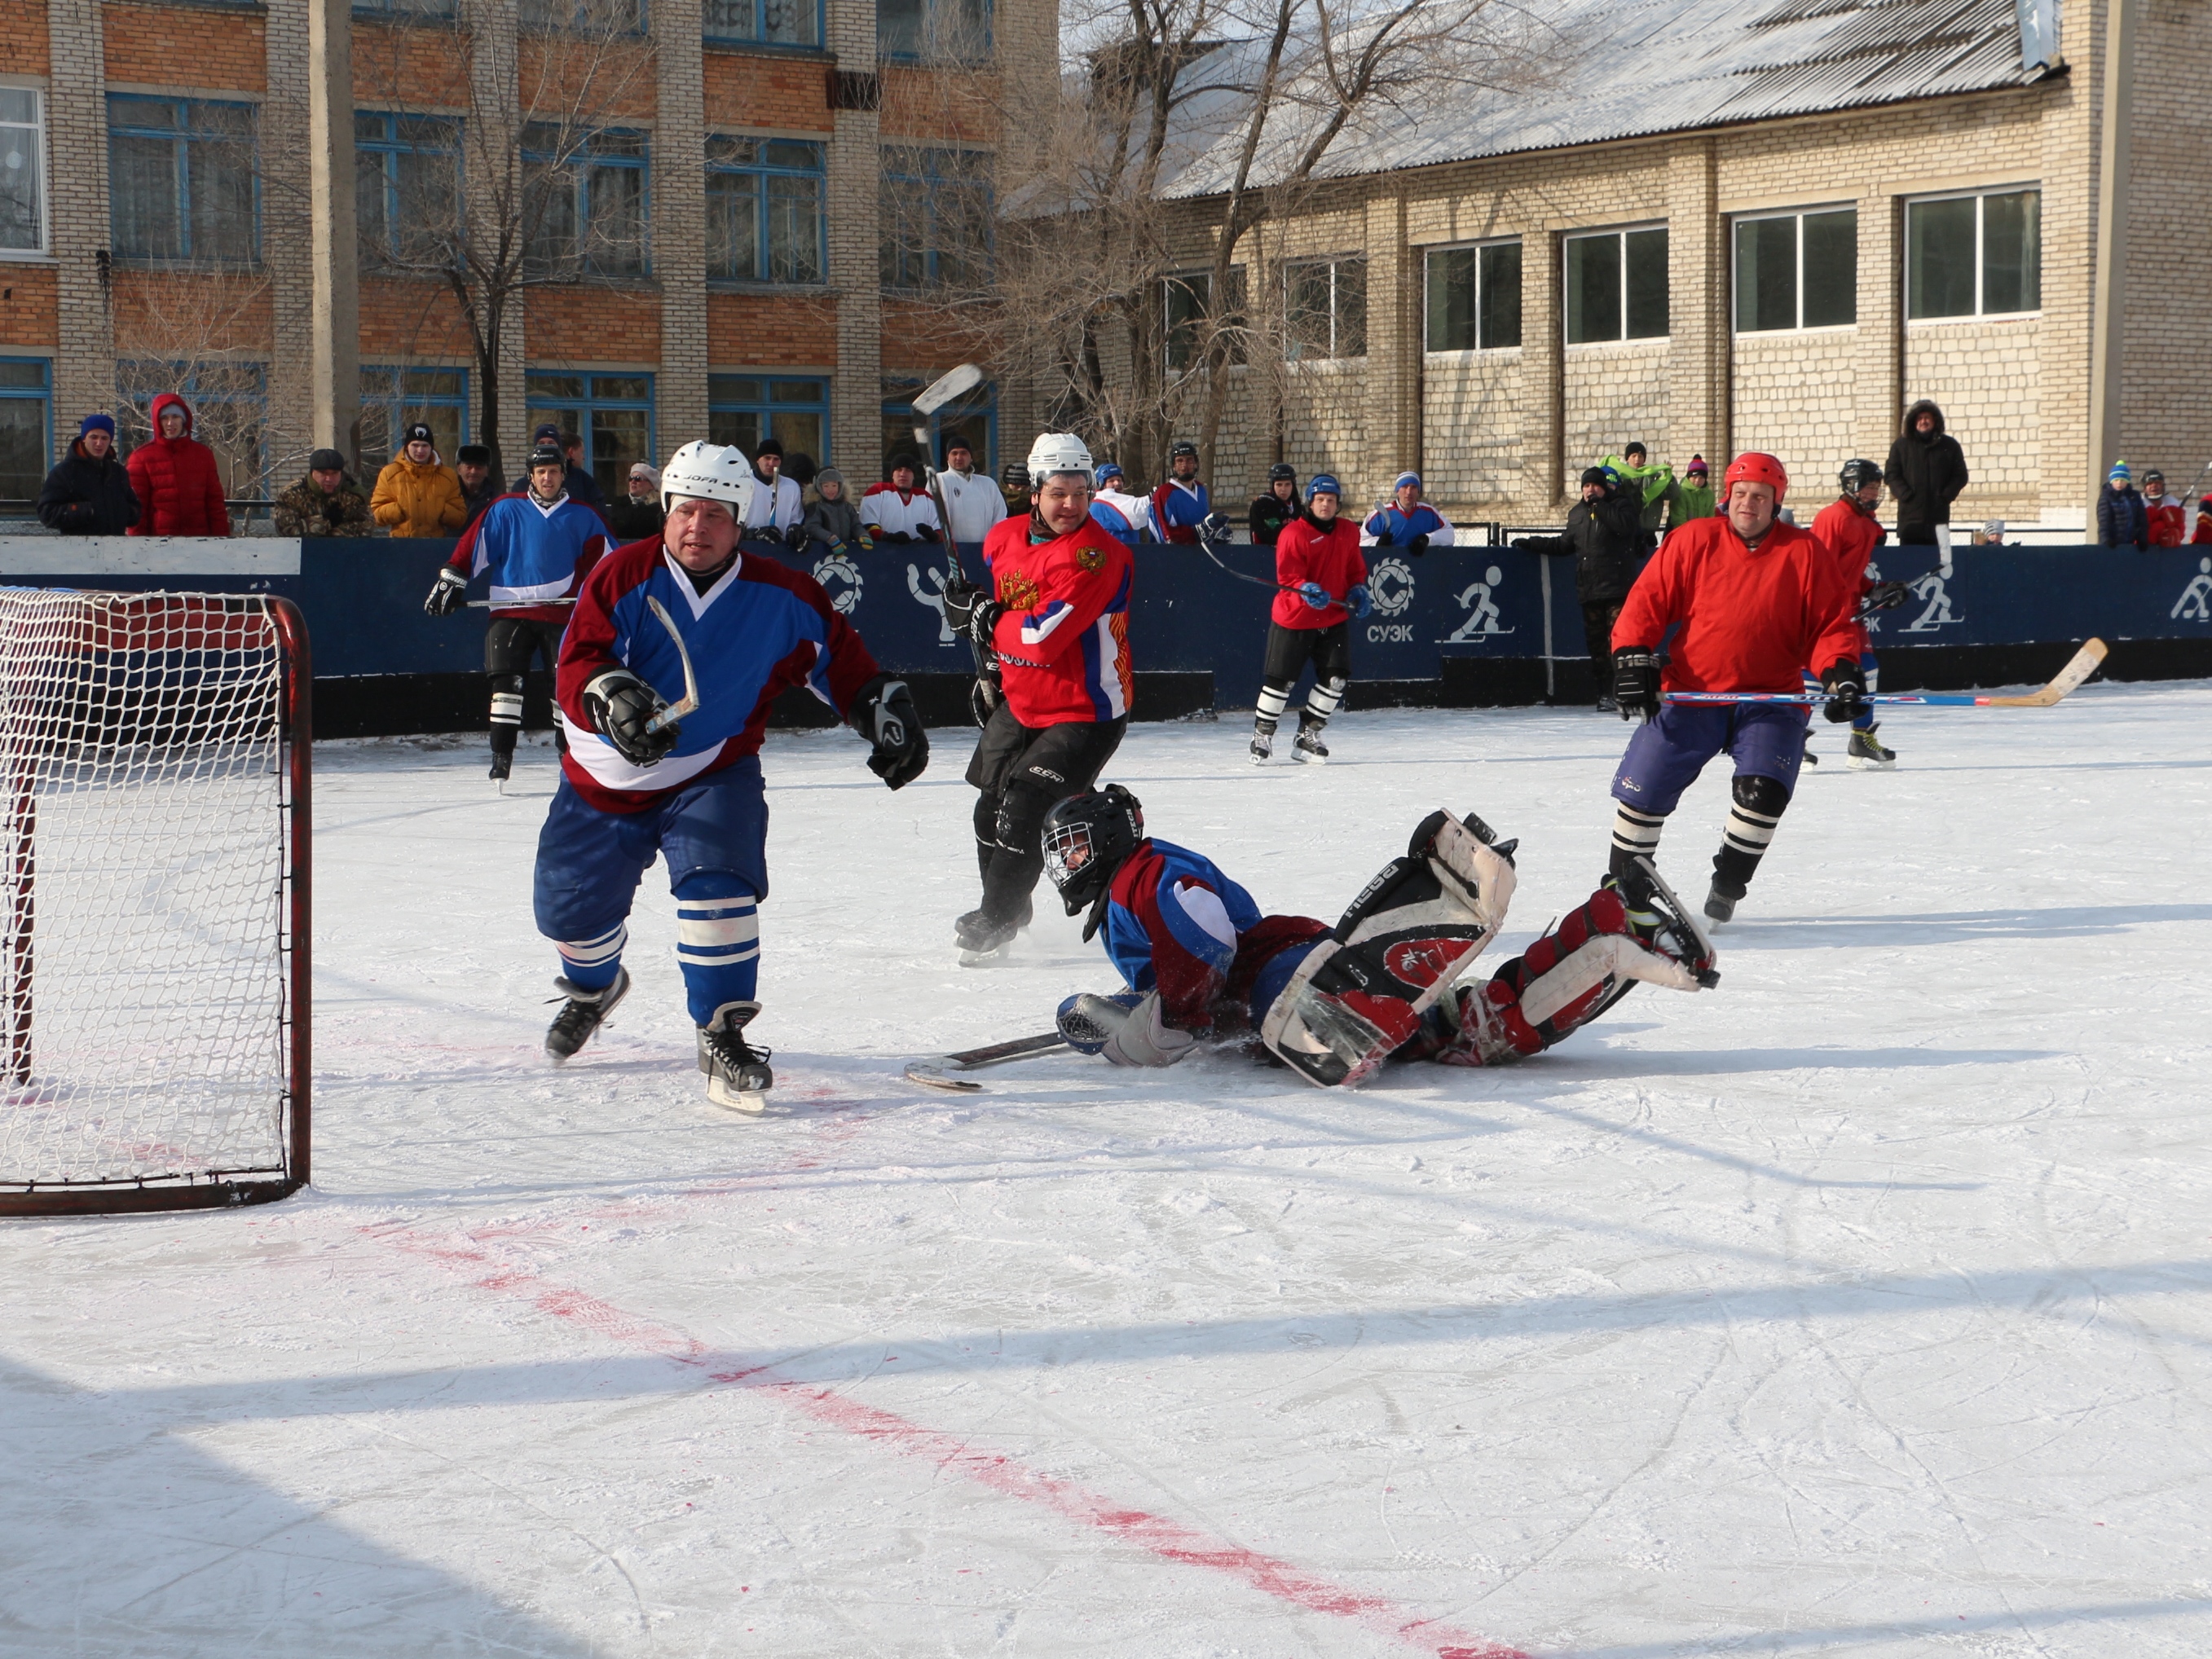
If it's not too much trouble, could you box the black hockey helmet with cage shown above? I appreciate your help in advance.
[1839,458,1884,496]
[1041,785,1145,917]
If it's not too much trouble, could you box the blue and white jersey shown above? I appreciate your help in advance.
[1100,838,1263,999]
[446,491,613,618]
[1090,488,1156,548]
[1151,479,1210,543]
[1361,503,1456,548]
[553,538,880,812]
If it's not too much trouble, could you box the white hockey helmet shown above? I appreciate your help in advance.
[1026,432,1095,490]
[659,439,755,517]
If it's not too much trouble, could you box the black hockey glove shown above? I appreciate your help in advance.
[850,673,929,790]
[878,529,915,544]
[1862,580,1910,614]
[1403,533,1430,556]
[966,597,1006,653]
[425,566,467,617]
[969,671,1001,728]
[1612,647,1660,722]
[583,668,681,766]
[1200,511,1232,545]
[783,522,809,552]
[1820,659,1868,724]
[941,571,980,634]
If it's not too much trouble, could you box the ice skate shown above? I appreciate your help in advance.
[544,966,629,1061]
[956,898,1030,966]
[1846,724,1897,770]
[1249,718,1276,764]
[1596,694,1618,714]
[1702,882,1738,926]
[698,1001,773,1114]
[489,750,513,787]
[1292,722,1329,764]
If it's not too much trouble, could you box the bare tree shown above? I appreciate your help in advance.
[352,0,659,477]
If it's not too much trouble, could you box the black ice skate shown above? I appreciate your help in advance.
[544,966,630,1061]
[955,897,1031,966]
[1250,717,1276,764]
[1702,882,1738,926]
[489,750,513,785]
[1847,724,1897,770]
[1293,721,1329,764]
[698,1000,773,1114]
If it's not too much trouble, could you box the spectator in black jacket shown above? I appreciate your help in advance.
[1249,463,1298,546]
[1884,399,1969,547]
[456,444,499,529]
[2095,462,2149,549]
[606,461,665,542]
[37,413,140,535]
[1517,467,1646,710]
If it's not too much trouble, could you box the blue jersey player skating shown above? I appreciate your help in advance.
[532,440,929,1112]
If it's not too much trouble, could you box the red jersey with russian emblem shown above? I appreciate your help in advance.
[981,514,1135,726]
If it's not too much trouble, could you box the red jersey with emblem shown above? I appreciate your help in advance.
[981,515,1135,726]
[1612,514,1862,693]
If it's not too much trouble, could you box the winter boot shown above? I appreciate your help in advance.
[545,966,630,1061]
[1293,719,1330,764]
[698,1000,773,1114]
[1847,724,1897,770]
[1250,716,1277,764]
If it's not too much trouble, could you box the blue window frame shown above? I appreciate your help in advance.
[107,95,259,265]
[117,359,268,501]
[878,0,989,61]
[879,146,991,291]
[879,374,991,480]
[522,124,649,277]
[359,365,469,470]
[519,0,646,32]
[354,112,462,266]
[708,374,828,468]
[703,0,818,48]
[350,0,456,18]
[706,135,825,285]
[0,357,51,502]
[526,371,654,498]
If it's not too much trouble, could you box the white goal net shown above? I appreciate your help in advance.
[0,590,308,1212]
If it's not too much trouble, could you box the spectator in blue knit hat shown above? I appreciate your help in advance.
[37,413,141,535]
[1361,472,1456,553]
[2096,461,2148,550]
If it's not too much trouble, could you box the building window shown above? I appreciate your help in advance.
[879,146,991,291]
[1283,256,1366,361]
[350,0,457,19]
[703,0,817,47]
[1,88,46,254]
[1564,226,1667,344]
[107,95,259,266]
[1424,240,1520,352]
[706,136,825,284]
[878,0,989,61]
[117,360,267,499]
[0,358,50,501]
[1162,268,1247,372]
[359,365,469,471]
[709,374,828,465]
[527,371,653,497]
[522,125,648,278]
[1734,208,1856,333]
[880,375,989,477]
[519,0,646,31]
[1907,188,2040,319]
[355,112,462,268]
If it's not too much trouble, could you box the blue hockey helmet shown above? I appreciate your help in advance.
[1306,473,1342,502]
[1095,461,1125,487]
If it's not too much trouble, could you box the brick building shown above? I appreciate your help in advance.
[1145,0,2210,533]
[0,0,1050,506]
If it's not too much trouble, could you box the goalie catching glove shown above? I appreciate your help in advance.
[848,672,929,790]
[584,668,680,766]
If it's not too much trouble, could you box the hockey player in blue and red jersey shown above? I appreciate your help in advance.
[531,440,928,1112]
[1360,472,1456,553]
[941,433,1133,963]
[1606,451,1865,926]
[1037,788,1713,1088]
[1149,441,1210,543]
[1088,461,1157,548]
[426,441,614,783]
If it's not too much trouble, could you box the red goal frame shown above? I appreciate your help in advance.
[0,592,311,1216]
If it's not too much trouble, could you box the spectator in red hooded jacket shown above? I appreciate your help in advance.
[126,394,231,536]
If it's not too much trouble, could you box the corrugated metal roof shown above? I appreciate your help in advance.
[1158,0,2053,199]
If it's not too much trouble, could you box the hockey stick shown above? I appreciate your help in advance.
[641,596,701,735]
[1665,638,2107,710]
[910,362,984,585]
[465,597,575,608]
[1195,531,1351,608]
[905,1030,1068,1092]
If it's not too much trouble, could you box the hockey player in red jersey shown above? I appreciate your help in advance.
[941,433,1135,962]
[1606,451,1864,925]
[1038,788,1715,1088]
[1249,473,1370,764]
[1808,458,1911,771]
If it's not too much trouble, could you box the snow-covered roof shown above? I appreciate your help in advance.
[1158,0,2058,200]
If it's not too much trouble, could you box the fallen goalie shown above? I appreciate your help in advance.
[1039,788,1720,1089]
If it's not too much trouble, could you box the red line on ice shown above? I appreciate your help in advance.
[368,1224,1530,1659]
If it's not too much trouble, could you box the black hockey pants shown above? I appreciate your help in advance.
[965,706,1127,926]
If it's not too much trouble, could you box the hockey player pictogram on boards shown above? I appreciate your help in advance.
[2173,557,2212,623]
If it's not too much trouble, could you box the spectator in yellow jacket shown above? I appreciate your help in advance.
[371,423,467,537]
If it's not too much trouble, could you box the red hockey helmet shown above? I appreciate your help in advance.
[1722,451,1789,503]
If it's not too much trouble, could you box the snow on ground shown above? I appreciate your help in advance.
[4,682,2212,1658]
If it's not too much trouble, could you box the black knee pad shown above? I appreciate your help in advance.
[1732,774,1790,816]
[994,781,1057,856]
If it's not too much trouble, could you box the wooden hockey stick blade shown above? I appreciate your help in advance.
[1984,637,2107,706]
[906,1034,1069,1093]
[905,1064,985,1092]
[642,595,701,733]
[912,362,984,416]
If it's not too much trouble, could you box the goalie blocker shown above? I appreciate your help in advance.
[1037,790,1716,1091]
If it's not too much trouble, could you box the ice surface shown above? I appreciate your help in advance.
[3,684,2210,1657]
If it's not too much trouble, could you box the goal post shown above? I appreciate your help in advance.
[0,590,311,1216]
